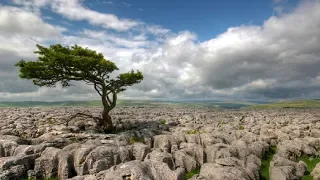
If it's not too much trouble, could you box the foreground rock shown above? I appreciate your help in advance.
[0,107,319,179]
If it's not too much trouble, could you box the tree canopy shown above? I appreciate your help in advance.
[15,44,143,131]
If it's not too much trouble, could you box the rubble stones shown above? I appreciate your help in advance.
[0,107,319,179]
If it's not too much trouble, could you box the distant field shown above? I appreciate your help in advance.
[0,100,257,109]
[247,100,320,109]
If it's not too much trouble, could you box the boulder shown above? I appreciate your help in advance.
[83,145,133,174]
[0,154,39,179]
[132,143,151,161]
[205,143,237,162]
[311,162,320,180]
[269,166,297,180]
[145,150,175,170]
[200,163,250,180]
[173,150,197,172]
[295,161,307,178]
[0,135,29,145]
[96,160,185,180]
[153,135,178,153]
[0,140,18,157]
[34,147,61,179]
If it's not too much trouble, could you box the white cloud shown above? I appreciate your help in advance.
[12,0,139,31]
[0,5,65,38]
[81,29,151,48]
[1,0,320,101]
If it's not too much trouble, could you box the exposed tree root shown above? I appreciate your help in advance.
[66,112,102,127]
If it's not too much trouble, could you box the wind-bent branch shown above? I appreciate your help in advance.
[15,44,144,132]
[94,83,103,96]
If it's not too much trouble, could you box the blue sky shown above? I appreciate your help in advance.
[0,0,319,101]
[4,0,298,41]
[89,0,277,41]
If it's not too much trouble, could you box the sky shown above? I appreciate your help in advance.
[0,0,319,101]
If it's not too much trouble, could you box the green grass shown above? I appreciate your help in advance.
[247,100,320,109]
[159,119,167,124]
[260,146,277,180]
[297,155,320,180]
[186,129,198,134]
[186,168,200,179]
[129,136,144,144]
[238,125,244,130]
[0,100,257,109]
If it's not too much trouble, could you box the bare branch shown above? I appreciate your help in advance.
[94,83,102,96]
[106,94,112,106]
[66,112,102,127]
[69,112,102,122]
[112,91,117,107]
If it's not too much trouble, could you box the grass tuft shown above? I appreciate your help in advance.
[297,154,320,180]
[159,119,167,125]
[129,136,144,144]
[186,130,198,134]
[186,168,200,179]
[260,146,277,180]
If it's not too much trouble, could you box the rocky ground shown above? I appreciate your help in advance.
[1,106,320,180]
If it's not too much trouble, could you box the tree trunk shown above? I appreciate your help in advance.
[101,109,113,132]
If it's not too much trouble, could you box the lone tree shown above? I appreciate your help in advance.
[15,44,143,132]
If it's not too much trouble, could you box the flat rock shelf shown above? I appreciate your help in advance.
[1,106,320,180]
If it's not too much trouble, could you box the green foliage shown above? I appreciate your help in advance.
[238,125,244,130]
[186,129,198,134]
[260,146,277,180]
[129,136,144,144]
[159,119,167,124]
[15,44,117,87]
[186,168,200,179]
[186,129,206,134]
[297,154,320,180]
[15,44,143,92]
[15,44,143,112]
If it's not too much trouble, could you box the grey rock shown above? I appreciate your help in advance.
[173,150,197,171]
[269,166,298,180]
[0,140,18,157]
[295,160,307,177]
[132,142,151,161]
[311,162,320,180]
[96,160,184,180]
[145,149,175,170]
[200,163,250,180]
[34,147,61,179]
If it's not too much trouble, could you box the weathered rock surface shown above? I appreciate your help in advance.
[0,107,319,179]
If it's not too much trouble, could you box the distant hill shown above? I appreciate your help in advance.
[246,99,320,109]
[0,100,259,109]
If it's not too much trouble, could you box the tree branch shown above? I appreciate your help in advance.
[106,94,112,106]
[67,112,102,127]
[112,91,117,107]
[94,83,102,96]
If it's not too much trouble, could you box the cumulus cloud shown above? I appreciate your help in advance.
[0,5,64,37]
[128,0,320,100]
[1,0,320,101]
